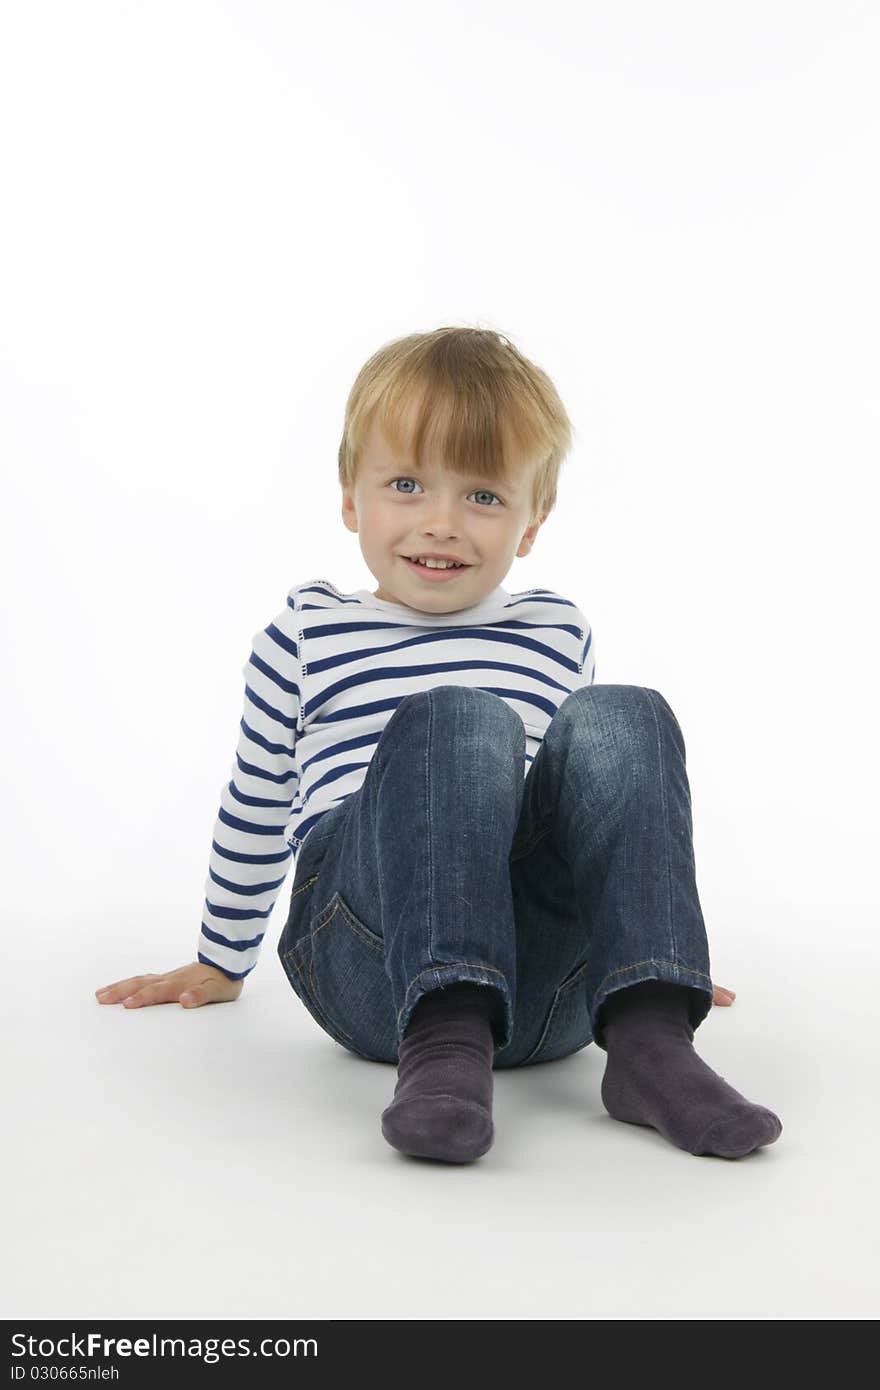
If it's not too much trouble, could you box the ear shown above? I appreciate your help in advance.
[341,486,359,535]
[515,512,549,559]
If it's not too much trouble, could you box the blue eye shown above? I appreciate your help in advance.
[388,478,502,506]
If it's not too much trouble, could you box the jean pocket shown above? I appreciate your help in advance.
[307,891,398,1063]
[520,958,594,1066]
[278,929,358,1050]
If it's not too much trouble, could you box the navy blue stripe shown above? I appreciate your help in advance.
[201,919,266,945]
[264,620,299,660]
[242,687,297,733]
[204,899,272,924]
[209,868,288,895]
[211,839,292,865]
[198,951,251,981]
[288,811,329,847]
[248,650,300,698]
[235,752,298,787]
[239,716,298,758]
[304,759,373,796]
[227,779,294,810]
[297,730,382,774]
[217,807,290,837]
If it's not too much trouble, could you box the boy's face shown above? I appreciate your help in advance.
[341,411,548,613]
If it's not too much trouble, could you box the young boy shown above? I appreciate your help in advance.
[96,326,783,1166]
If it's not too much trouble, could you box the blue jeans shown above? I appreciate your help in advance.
[276,684,714,1068]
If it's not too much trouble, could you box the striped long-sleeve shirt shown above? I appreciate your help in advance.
[199,578,596,980]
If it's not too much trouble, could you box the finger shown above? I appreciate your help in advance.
[713,987,736,1006]
[179,977,230,1007]
[96,976,156,1003]
[120,980,178,1007]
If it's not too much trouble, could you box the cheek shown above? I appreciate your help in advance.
[364,509,400,545]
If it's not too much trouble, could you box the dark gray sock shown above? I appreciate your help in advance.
[381,983,496,1163]
[598,980,783,1158]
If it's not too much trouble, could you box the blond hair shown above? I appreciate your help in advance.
[337,326,575,524]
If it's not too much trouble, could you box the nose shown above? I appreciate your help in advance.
[419,505,463,539]
[421,527,460,541]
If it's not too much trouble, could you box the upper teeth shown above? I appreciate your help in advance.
[411,557,462,568]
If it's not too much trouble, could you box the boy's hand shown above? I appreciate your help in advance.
[95,962,243,1009]
[713,983,736,1006]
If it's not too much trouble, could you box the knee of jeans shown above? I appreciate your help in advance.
[382,688,524,773]
[563,683,678,729]
[391,686,523,750]
[642,686,678,719]
[553,686,686,769]
[428,684,510,711]
[428,684,524,731]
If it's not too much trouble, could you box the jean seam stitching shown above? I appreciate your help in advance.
[333,893,384,951]
[290,873,318,901]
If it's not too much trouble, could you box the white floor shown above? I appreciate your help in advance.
[5,908,876,1322]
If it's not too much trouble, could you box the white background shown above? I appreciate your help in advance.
[2,0,877,1321]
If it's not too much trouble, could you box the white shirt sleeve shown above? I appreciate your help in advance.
[197,593,302,980]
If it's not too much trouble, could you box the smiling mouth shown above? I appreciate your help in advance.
[402,556,471,569]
